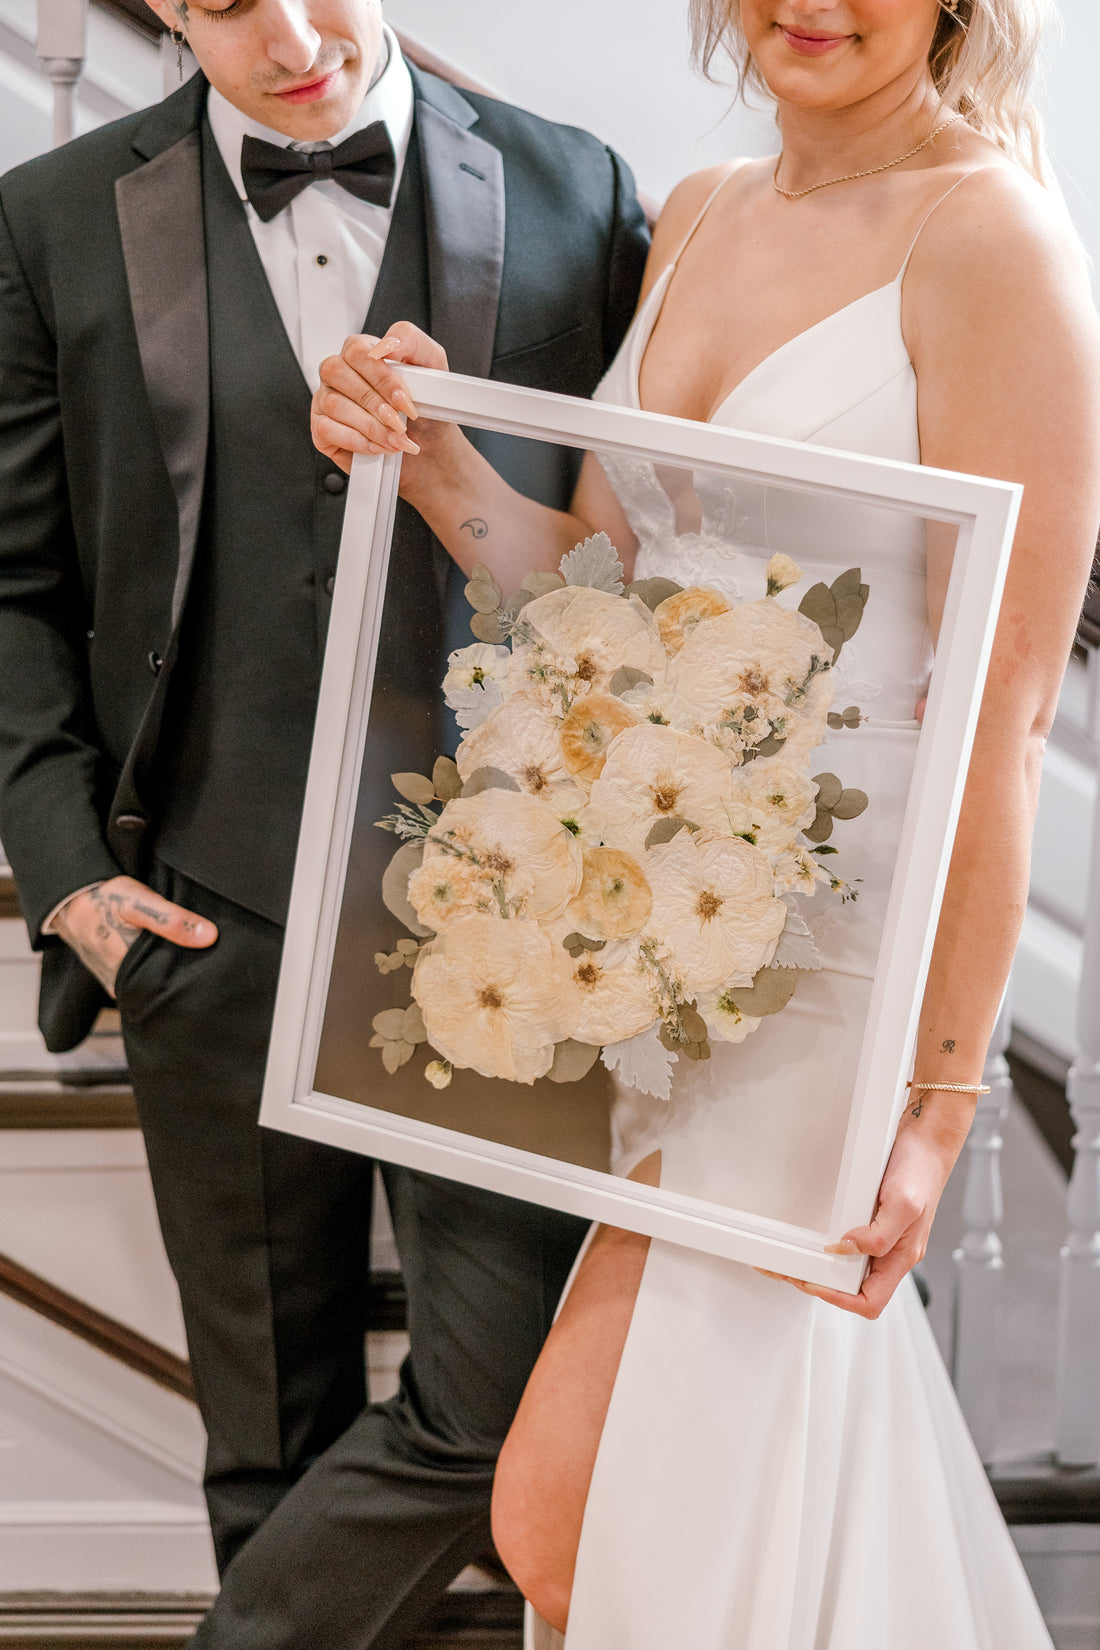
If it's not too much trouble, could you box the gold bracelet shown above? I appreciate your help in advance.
[906,1081,991,1096]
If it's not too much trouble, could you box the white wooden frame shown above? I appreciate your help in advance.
[260,366,1020,1293]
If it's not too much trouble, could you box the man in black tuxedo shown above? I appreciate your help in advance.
[0,0,647,1640]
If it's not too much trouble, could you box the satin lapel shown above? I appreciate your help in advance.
[413,77,504,378]
[115,129,209,630]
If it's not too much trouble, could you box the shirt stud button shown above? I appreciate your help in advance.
[148,651,163,675]
[315,253,328,266]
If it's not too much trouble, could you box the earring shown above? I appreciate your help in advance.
[942,0,961,13]
[171,27,185,80]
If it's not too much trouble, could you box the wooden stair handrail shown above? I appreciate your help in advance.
[0,1249,195,1401]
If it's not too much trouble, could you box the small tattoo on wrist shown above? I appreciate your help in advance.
[460,518,488,539]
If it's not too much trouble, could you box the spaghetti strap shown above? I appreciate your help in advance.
[666,163,748,271]
[895,172,978,282]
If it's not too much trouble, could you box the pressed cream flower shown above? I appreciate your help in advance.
[412,915,581,1084]
[560,694,640,783]
[620,679,698,731]
[407,856,512,930]
[589,723,735,862]
[570,943,657,1047]
[696,988,763,1045]
[456,698,572,800]
[425,790,582,920]
[668,600,833,750]
[644,830,785,993]
[443,642,512,696]
[567,847,653,940]
[765,554,802,596]
[727,758,818,854]
[514,586,666,696]
[554,794,607,850]
[654,586,731,656]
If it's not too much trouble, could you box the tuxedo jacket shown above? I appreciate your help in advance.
[0,68,649,1051]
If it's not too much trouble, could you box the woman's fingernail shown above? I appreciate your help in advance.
[392,389,418,419]
[824,1238,861,1255]
[369,336,402,359]
[376,404,404,432]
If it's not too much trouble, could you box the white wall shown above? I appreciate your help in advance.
[386,0,1100,285]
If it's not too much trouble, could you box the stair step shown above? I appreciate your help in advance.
[992,1456,1100,1524]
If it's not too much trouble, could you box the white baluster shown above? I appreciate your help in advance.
[952,992,1011,1464]
[36,0,87,148]
[1055,645,1100,1467]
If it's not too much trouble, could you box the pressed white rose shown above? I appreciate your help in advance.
[771,845,829,894]
[569,942,658,1047]
[644,830,786,993]
[407,856,513,930]
[513,586,666,696]
[654,586,732,655]
[443,643,512,696]
[567,847,653,940]
[456,698,572,800]
[765,554,802,596]
[554,794,607,850]
[589,724,735,862]
[425,790,582,920]
[560,694,640,782]
[668,600,832,750]
[727,758,818,855]
[412,915,581,1084]
[695,987,763,1045]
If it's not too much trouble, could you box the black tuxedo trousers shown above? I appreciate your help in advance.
[0,67,648,1649]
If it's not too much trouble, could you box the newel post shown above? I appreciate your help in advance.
[36,0,88,149]
[952,991,1011,1464]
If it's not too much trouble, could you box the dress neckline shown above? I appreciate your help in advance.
[635,261,904,426]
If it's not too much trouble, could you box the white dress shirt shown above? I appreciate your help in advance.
[206,25,415,391]
[43,35,415,935]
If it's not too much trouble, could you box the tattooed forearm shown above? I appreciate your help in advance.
[461,518,488,539]
[941,1039,956,1054]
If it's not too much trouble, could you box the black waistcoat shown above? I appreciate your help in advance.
[156,119,434,924]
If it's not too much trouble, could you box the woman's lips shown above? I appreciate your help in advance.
[779,26,853,56]
[274,67,342,104]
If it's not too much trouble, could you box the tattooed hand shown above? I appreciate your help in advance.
[52,876,218,997]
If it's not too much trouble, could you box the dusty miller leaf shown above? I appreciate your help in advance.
[547,1040,602,1083]
[601,1025,675,1102]
[772,912,822,971]
[559,532,625,594]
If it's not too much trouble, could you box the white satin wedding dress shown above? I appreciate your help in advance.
[527,175,1053,1650]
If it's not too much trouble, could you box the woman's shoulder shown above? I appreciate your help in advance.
[639,161,760,301]
[911,146,1090,313]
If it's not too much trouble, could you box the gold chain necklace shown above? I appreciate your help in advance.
[772,114,961,200]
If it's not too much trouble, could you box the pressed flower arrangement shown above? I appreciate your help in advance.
[373,537,869,1102]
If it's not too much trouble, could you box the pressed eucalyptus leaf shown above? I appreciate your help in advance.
[382,1038,416,1074]
[391,771,436,805]
[522,570,566,598]
[402,1003,427,1046]
[827,713,845,730]
[373,1008,409,1041]
[609,665,654,697]
[659,1023,680,1053]
[470,610,507,644]
[803,807,835,844]
[798,583,837,630]
[645,816,696,848]
[753,732,788,759]
[836,594,866,638]
[465,565,502,610]
[726,966,799,1018]
[461,766,521,797]
[821,626,846,659]
[432,755,462,801]
[682,1037,711,1062]
[842,705,863,727]
[625,576,684,610]
[381,841,433,937]
[831,788,869,821]
[813,772,843,809]
[547,1039,602,1083]
[813,843,840,855]
[680,1003,709,1043]
[831,566,863,598]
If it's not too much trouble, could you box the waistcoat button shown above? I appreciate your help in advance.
[323,471,347,495]
[324,573,336,597]
[148,651,163,675]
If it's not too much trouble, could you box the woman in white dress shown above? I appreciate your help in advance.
[314,2,1100,1643]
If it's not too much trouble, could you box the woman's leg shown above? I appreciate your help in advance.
[491,1155,660,1634]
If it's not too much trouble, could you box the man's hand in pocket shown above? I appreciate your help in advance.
[52,876,218,997]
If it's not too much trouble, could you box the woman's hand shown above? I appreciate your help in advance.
[311,322,464,497]
[762,1102,970,1320]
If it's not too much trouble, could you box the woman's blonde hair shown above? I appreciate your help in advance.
[688,0,1056,181]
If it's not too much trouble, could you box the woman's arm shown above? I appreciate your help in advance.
[803,167,1100,1318]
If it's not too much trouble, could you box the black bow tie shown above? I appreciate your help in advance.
[240,122,397,223]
